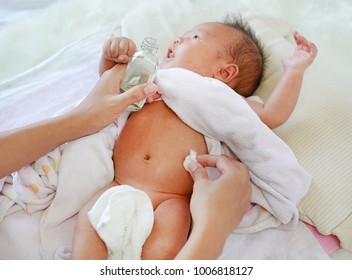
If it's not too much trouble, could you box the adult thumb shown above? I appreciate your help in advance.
[117,83,157,108]
[187,161,209,182]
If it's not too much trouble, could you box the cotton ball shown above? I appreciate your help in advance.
[183,150,197,171]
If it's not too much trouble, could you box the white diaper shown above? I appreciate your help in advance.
[88,185,154,260]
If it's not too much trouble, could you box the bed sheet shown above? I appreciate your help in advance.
[0,20,118,131]
[1,0,351,260]
[1,209,330,260]
[0,0,59,27]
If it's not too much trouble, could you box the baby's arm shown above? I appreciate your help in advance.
[99,37,137,76]
[246,32,318,129]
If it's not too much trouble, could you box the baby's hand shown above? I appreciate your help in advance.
[102,37,137,63]
[282,31,318,72]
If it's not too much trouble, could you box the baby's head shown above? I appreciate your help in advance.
[221,15,265,97]
[160,14,265,97]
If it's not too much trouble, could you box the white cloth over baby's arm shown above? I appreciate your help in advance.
[155,68,311,231]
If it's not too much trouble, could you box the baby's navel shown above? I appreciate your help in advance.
[143,154,151,161]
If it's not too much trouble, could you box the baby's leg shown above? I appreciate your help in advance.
[142,198,191,260]
[71,181,117,259]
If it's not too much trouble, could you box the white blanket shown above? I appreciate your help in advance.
[156,68,312,232]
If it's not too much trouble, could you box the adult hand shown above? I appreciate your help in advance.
[188,154,251,239]
[71,65,158,135]
[175,154,251,259]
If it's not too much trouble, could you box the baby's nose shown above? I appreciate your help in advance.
[173,37,182,45]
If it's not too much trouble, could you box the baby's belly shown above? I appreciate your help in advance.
[113,101,207,208]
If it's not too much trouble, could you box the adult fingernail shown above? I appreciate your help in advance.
[144,83,157,95]
[188,161,200,173]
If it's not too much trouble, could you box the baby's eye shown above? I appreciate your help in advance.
[192,35,200,40]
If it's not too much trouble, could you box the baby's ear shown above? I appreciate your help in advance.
[214,64,239,86]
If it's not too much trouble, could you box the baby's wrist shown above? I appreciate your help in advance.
[283,66,306,76]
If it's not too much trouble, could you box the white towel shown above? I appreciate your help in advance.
[88,185,154,260]
[155,68,312,232]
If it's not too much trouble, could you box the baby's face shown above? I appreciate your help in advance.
[159,22,235,77]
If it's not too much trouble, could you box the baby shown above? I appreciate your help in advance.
[71,15,317,259]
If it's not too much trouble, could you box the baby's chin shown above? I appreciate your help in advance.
[158,59,173,69]
[158,58,191,71]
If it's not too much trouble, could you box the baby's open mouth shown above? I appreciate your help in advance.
[167,47,175,59]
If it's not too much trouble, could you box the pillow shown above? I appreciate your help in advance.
[121,0,352,251]
[274,63,352,251]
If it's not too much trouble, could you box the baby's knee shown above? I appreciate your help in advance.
[142,234,185,260]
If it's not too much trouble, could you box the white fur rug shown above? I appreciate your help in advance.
[0,0,351,85]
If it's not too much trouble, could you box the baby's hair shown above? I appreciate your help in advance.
[222,14,266,97]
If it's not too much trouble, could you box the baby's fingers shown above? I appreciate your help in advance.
[111,39,136,62]
[103,37,137,63]
[307,40,318,58]
[126,40,137,58]
[103,38,113,59]
[115,54,132,63]
[294,31,318,56]
[294,31,309,51]
[109,39,126,61]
